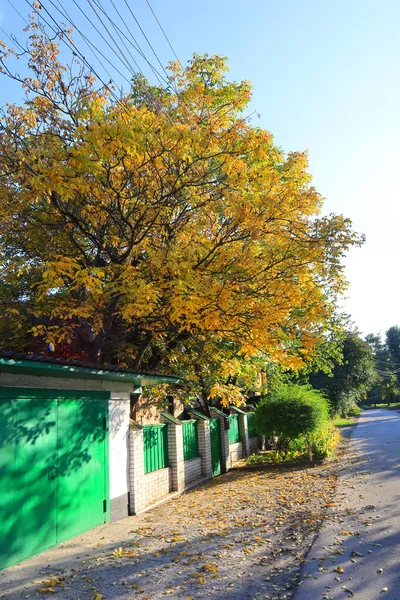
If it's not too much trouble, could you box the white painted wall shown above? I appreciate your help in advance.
[108,394,130,500]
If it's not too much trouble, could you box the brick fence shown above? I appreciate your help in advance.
[129,409,261,514]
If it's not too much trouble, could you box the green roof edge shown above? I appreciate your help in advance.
[188,409,209,421]
[0,357,179,387]
[160,412,182,425]
[229,406,247,415]
[210,407,227,418]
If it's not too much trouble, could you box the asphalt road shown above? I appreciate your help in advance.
[293,408,400,600]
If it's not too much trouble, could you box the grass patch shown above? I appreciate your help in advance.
[361,402,400,411]
[333,416,354,427]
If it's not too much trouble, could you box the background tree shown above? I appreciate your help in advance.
[309,332,377,415]
[0,16,362,406]
[385,326,400,361]
[385,326,400,384]
[365,331,399,403]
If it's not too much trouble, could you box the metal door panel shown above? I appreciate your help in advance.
[56,398,108,542]
[0,398,57,570]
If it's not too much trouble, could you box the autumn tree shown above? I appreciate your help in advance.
[0,15,362,404]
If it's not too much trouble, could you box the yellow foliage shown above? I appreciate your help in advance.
[0,17,362,376]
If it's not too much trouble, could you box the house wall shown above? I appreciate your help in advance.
[133,394,185,425]
[108,395,130,521]
[184,456,202,485]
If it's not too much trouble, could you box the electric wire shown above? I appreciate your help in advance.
[0,27,25,51]
[144,0,179,62]
[5,0,29,26]
[22,0,127,109]
[49,0,131,89]
[90,0,169,88]
[85,0,140,80]
[49,0,173,123]
[121,0,170,82]
[8,1,258,189]
[82,0,175,122]
[69,0,139,81]
[23,0,182,178]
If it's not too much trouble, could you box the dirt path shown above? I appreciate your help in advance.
[0,458,341,600]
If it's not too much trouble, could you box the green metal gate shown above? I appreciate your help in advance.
[0,389,109,571]
[182,420,199,460]
[143,424,169,474]
[210,418,222,477]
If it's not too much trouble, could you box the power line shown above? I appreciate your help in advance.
[20,0,181,179]
[68,0,138,81]
[79,0,174,123]
[121,0,170,82]
[91,0,169,88]
[144,0,179,62]
[5,0,29,26]
[85,0,139,79]
[24,0,125,107]
[0,27,25,52]
[49,0,131,89]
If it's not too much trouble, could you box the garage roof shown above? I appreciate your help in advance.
[0,351,179,387]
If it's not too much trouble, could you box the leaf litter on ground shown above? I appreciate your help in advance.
[5,452,348,600]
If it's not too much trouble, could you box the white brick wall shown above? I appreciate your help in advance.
[161,415,185,491]
[129,424,145,514]
[143,467,172,505]
[238,412,250,457]
[210,408,229,472]
[197,419,212,478]
[184,456,202,485]
[228,440,243,465]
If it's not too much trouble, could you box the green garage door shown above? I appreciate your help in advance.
[0,389,109,571]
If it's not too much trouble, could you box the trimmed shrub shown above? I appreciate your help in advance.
[247,422,340,464]
[290,422,341,459]
[255,384,329,438]
[254,384,330,458]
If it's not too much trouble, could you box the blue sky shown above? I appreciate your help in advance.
[1,0,399,338]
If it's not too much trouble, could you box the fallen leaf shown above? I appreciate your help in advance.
[334,566,344,573]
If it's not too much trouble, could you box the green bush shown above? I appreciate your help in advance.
[254,384,330,458]
[289,422,341,459]
[347,404,362,417]
[255,384,329,438]
[247,422,340,464]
